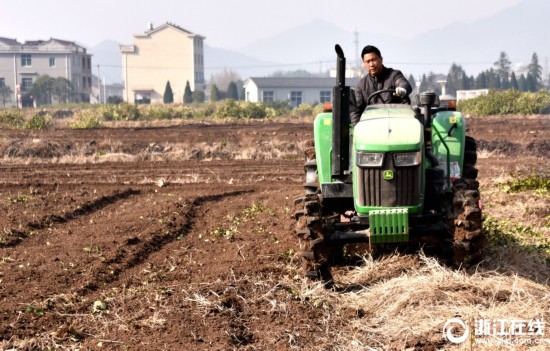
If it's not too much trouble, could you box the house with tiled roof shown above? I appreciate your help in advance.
[243,77,358,107]
[0,37,92,107]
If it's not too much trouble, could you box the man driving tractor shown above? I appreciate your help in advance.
[351,45,413,125]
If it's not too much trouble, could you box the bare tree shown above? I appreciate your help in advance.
[52,77,73,103]
[209,68,241,91]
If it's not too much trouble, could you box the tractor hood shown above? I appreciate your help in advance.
[354,105,423,152]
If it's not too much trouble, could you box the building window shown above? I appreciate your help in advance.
[290,91,302,107]
[262,91,274,102]
[0,78,4,87]
[21,54,31,67]
[194,72,204,84]
[21,78,33,92]
[83,77,87,88]
[134,92,151,105]
[194,54,204,66]
[49,57,56,67]
[320,91,331,103]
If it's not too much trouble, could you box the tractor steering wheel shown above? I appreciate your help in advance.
[366,88,409,105]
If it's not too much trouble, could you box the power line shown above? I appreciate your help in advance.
[91,57,540,71]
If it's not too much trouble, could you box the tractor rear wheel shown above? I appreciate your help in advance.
[450,135,486,267]
[295,194,333,284]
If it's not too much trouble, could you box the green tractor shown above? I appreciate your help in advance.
[294,45,485,284]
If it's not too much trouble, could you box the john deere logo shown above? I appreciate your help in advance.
[383,170,394,180]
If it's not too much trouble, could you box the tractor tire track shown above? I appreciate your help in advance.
[0,188,141,248]
[77,189,254,295]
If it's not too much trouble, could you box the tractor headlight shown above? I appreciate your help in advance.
[393,151,422,167]
[356,152,384,167]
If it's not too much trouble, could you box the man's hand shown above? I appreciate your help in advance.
[395,87,407,98]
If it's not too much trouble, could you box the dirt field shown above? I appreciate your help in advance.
[0,115,549,350]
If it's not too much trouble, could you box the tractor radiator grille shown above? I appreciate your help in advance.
[357,156,421,207]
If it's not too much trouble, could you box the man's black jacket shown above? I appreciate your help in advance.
[351,67,412,125]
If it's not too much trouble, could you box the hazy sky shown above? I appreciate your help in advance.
[1,0,523,49]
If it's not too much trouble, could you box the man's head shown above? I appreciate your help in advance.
[361,45,383,77]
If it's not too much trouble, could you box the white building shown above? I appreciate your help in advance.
[120,22,205,104]
[456,89,489,101]
[0,37,92,107]
[243,77,358,107]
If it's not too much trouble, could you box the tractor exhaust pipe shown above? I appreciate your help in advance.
[331,45,350,177]
[419,92,439,168]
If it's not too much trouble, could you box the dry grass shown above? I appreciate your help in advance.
[0,138,303,165]
[3,251,549,350]
[273,250,550,350]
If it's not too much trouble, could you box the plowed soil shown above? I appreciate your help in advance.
[1,115,549,350]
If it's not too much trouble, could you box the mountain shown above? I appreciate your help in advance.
[89,0,550,84]
[89,41,282,84]
[400,0,550,78]
[237,0,550,79]
[237,19,414,75]
[88,40,123,84]
[203,45,281,79]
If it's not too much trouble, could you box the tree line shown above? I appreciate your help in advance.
[0,75,75,107]
[4,51,546,107]
[412,52,545,96]
[163,79,244,104]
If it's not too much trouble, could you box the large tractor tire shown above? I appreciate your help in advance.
[450,135,486,267]
[303,141,319,195]
[294,140,333,285]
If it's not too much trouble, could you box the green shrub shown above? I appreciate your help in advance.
[194,102,216,118]
[265,100,292,116]
[291,104,315,118]
[213,100,243,119]
[141,105,174,120]
[141,104,196,120]
[24,113,51,130]
[484,217,550,255]
[211,100,315,119]
[0,110,25,129]
[457,89,550,115]
[70,110,104,129]
[242,102,268,119]
[212,100,269,119]
[500,172,550,194]
[171,105,195,119]
[100,103,140,121]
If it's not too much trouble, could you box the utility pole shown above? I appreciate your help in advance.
[545,57,549,88]
[97,64,101,103]
[354,28,359,73]
[102,76,106,103]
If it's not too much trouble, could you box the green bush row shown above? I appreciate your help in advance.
[0,110,54,129]
[457,89,550,115]
[0,100,323,129]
